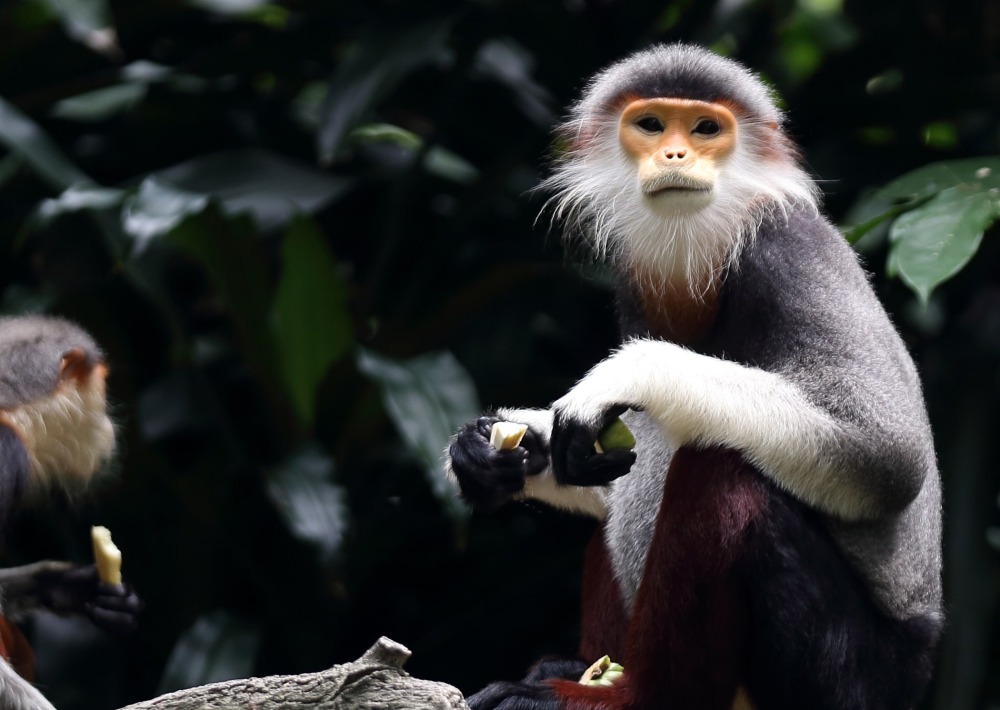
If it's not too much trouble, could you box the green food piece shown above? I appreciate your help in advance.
[580,656,626,686]
[596,417,636,453]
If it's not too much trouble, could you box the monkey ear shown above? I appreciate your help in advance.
[0,423,28,530]
[59,348,91,383]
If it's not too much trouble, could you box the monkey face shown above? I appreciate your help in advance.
[0,323,116,499]
[5,355,116,495]
[618,98,738,210]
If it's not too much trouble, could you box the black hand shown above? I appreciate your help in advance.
[551,406,636,486]
[449,416,549,510]
[86,582,143,634]
[37,564,143,634]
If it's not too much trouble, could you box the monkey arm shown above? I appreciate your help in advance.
[0,561,76,618]
[552,338,930,521]
[497,408,610,519]
[445,407,610,519]
[0,561,141,634]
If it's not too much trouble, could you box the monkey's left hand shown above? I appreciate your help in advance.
[551,404,636,487]
[36,564,142,634]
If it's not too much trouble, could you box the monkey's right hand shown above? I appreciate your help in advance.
[447,416,549,510]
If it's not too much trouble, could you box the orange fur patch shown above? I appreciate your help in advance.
[631,266,721,345]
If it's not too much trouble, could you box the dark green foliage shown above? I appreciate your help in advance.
[0,1,997,708]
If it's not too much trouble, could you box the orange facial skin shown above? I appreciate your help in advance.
[618,98,738,198]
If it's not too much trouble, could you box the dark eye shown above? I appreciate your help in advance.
[693,119,721,136]
[635,116,664,133]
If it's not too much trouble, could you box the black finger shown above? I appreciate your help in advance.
[573,450,637,486]
[86,604,140,633]
[94,589,144,613]
[476,415,499,439]
[519,428,551,476]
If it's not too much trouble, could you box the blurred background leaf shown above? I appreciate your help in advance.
[0,96,92,189]
[357,348,479,518]
[265,444,347,565]
[274,216,353,425]
[157,610,262,694]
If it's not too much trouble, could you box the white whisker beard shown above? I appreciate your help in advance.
[539,118,819,296]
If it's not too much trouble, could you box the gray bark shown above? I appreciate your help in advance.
[118,637,470,710]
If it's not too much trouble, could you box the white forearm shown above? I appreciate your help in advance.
[553,338,880,518]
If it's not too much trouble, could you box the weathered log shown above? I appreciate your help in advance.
[118,637,469,710]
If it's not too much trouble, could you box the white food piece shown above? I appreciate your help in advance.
[91,525,123,586]
[490,421,528,451]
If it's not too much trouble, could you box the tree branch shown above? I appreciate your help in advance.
[119,637,470,710]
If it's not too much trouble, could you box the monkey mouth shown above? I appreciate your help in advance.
[643,177,712,196]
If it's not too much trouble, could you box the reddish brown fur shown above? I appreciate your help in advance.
[632,269,721,345]
[551,447,769,709]
[0,617,34,681]
[578,530,629,663]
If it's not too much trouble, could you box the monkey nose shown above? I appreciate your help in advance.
[663,148,687,159]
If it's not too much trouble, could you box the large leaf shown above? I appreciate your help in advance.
[189,0,271,12]
[273,216,354,425]
[189,0,290,27]
[888,185,998,302]
[170,212,281,381]
[266,444,348,564]
[843,157,1000,245]
[35,184,125,224]
[357,349,479,516]
[0,95,92,190]
[152,149,350,232]
[874,157,1000,202]
[122,177,209,251]
[317,20,452,162]
[349,123,479,184]
[37,0,119,56]
[50,82,148,122]
[473,38,555,127]
[157,610,261,693]
[119,150,350,253]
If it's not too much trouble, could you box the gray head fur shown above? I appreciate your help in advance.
[569,43,784,129]
[0,316,105,409]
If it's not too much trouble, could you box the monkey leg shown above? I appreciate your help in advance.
[470,447,767,710]
[466,530,625,710]
[741,488,942,710]
[577,528,628,663]
[547,446,767,710]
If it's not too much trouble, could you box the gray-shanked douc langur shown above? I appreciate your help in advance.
[0,315,141,710]
[446,44,942,710]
